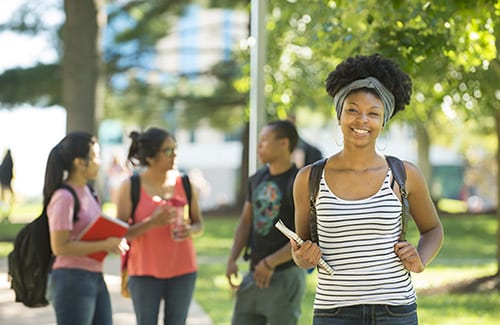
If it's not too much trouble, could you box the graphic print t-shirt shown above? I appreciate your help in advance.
[247,165,298,271]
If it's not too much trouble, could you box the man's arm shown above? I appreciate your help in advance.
[226,201,253,288]
[262,242,293,270]
[253,241,292,289]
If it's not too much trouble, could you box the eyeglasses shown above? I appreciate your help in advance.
[161,147,177,157]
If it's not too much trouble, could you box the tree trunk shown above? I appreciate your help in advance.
[63,0,105,134]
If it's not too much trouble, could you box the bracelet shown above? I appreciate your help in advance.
[263,258,274,271]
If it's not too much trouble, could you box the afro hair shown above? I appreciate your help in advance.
[325,54,412,118]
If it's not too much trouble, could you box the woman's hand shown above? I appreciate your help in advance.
[394,241,425,273]
[172,222,192,240]
[291,239,321,269]
[149,205,176,227]
[102,237,128,255]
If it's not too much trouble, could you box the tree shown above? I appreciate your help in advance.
[261,0,499,278]
[0,0,190,133]
[63,0,104,134]
[450,12,500,273]
[0,0,103,134]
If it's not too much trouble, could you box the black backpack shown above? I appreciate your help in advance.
[7,184,95,307]
[309,155,410,244]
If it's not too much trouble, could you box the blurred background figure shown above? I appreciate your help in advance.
[187,168,212,202]
[106,154,130,204]
[293,137,323,169]
[0,148,14,222]
[288,114,323,168]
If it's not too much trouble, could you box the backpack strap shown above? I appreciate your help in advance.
[130,174,141,223]
[308,158,328,244]
[59,184,79,222]
[385,156,410,242]
[122,174,140,274]
[181,174,192,218]
[58,183,97,222]
[128,173,190,223]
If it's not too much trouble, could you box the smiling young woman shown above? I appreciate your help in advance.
[291,54,444,325]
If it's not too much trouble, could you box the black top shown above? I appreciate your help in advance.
[298,138,322,166]
[246,164,298,271]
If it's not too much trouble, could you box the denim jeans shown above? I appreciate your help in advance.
[313,303,418,325]
[231,266,306,325]
[46,268,112,325]
[128,272,197,325]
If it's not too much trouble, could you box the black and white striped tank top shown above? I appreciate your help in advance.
[314,168,417,309]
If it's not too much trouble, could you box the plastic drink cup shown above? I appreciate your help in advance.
[167,197,187,241]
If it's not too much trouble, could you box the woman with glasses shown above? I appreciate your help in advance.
[45,131,126,325]
[115,127,203,325]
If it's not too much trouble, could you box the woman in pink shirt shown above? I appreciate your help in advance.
[45,131,126,325]
[116,127,204,325]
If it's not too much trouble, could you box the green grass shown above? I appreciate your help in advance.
[1,202,42,223]
[0,223,24,256]
[414,215,496,262]
[0,222,25,240]
[417,291,500,325]
[192,214,499,325]
[0,202,43,255]
[1,208,499,324]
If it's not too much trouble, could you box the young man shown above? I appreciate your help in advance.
[226,120,306,325]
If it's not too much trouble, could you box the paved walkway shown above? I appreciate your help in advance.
[0,256,213,325]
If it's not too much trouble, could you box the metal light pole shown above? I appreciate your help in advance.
[248,0,267,175]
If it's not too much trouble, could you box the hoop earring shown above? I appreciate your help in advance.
[335,132,343,147]
[376,140,387,152]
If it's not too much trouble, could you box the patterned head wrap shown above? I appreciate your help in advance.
[333,77,395,125]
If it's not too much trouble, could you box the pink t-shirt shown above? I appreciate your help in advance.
[128,176,197,278]
[48,184,104,272]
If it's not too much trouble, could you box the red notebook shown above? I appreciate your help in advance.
[78,215,129,261]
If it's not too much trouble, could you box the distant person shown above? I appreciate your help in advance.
[187,168,212,206]
[0,148,14,221]
[0,149,14,200]
[226,120,306,324]
[115,127,204,325]
[291,54,444,324]
[288,114,323,168]
[106,154,130,204]
[45,132,127,325]
[294,137,323,168]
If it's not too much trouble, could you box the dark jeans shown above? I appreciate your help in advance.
[128,272,197,325]
[46,268,112,325]
[313,303,418,325]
